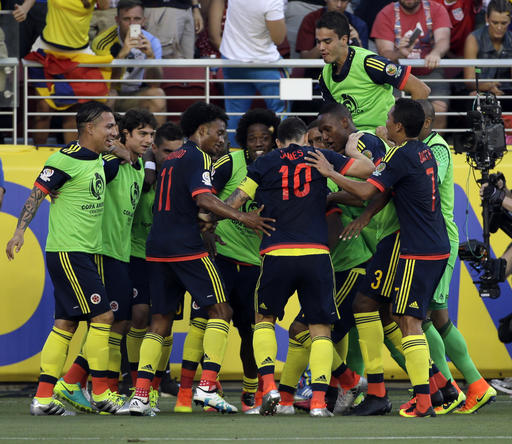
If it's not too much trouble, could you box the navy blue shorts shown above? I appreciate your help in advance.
[358,232,401,303]
[99,255,133,321]
[216,254,259,334]
[46,251,110,320]
[392,256,448,320]
[148,255,226,316]
[129,256,151,307]
[256,254,338,325]
[295,266,365,342]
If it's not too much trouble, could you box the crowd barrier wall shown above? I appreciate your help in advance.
[1,145,512,381]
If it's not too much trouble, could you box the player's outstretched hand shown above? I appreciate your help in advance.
[239,205,275,237]
[340,214,370,241]
[305,149,334,177]
[6,231,24,260]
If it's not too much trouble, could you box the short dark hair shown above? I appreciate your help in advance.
[277,117,307,144]
[117,0,143,15]
[417,99,435,121]
[318,102,353,121]
[180,101,228,138]
[235,108,281,149]
[119,109,157,143]
[487,0,512,16]
[392,98,425,138]
[316,11,350,39]
[307,119,320,130]
[155,122,183,147]
[76,101,113,135]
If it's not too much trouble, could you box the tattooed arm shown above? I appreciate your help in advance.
[225,188,251,210]
[6,186,47,260]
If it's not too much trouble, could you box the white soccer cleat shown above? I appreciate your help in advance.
[276,404,295,415]
[310,407,334,417]
[334,376,367,414]
[193,386,238,414]
[30,397,76,416]
[129,395,154,416]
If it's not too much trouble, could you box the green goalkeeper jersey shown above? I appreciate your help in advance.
[213,150,262,266]
[39,144,106,254]
[101,156,144,262]
[130,186,155,260]
[423,131,459,245]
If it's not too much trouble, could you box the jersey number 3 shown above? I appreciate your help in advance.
[278,163,311,201]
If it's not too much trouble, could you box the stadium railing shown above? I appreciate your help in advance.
[0,57,18,143]
[13,58,512,145]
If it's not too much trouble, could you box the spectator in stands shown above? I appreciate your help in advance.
[198,0,226,57]
[89,0,118,42]
[464,0,512,96]
[26,0,111,145]
[372,0,452,129]
[92,0,167,125]
[286,0,324,58]
[12,0,48,58]
[354,0,392,37]
[0,157,5,210]
[433,0,482,57]
[142,0,204,58]
[211,0,288,148]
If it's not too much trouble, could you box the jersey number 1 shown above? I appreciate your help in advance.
[278,164,311,200]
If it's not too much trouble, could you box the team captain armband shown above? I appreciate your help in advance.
[34,166,70,194]
[238,176,258,200]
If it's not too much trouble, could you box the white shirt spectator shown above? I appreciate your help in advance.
[220,0,284,62]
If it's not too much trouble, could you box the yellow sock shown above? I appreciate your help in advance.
[402,334,430,388]
[158,335,173,372]
[40,327,74,381]
[334,334,348,363]
[137,333,163,377]
[331,342,343,371]
[253,322,277,373]
[107,331,123,375]
[126,327,146,364]
[202,319,230,373]
[296,330,312,348]
[279,338,309,389]
[183,318,207,364]
[383,322,404,355]
[84,323,111,375]
[242,376,258,394]
[354,312,384,375]
[310,336,333,388]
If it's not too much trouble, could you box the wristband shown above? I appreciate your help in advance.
[145,161,156,171]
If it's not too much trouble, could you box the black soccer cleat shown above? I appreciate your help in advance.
[431,389,444,407]
[440,381,459,404]
[347,394,392,416]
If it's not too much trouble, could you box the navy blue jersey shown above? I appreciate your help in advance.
[357,133,387,165]
[239,144,353,254]
[367,140,450,258]
[146,140,213,261]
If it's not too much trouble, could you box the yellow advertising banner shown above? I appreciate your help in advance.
[0,145,511,381]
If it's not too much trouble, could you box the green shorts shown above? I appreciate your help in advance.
[429,241,458,309]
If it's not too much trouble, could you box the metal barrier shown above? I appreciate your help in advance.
[14,57,512,145]
[0,58,18,143]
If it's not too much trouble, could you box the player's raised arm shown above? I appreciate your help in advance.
[195,191,275,237]
[305,149,380,201]
[6,186,47,260]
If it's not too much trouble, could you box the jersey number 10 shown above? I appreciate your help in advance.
[278,163,311,201]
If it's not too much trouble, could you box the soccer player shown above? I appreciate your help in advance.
[306,119,325,149]
[126,122,184,396]
[174,109,281,414]
[307,98,450,418]
[5,102,124,415]
[224,117,375,417]
[316,11,430,131]
[128,102,275,415]
[54,109,158,413]
[417,100,497,414]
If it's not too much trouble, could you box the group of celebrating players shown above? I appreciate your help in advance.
[5,10,497,419]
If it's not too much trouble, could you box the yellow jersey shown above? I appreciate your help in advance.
[42,0,96,50]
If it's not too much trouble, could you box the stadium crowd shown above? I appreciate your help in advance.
[1,0,512,419]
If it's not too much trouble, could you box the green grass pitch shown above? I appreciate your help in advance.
[0,387,511,443]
